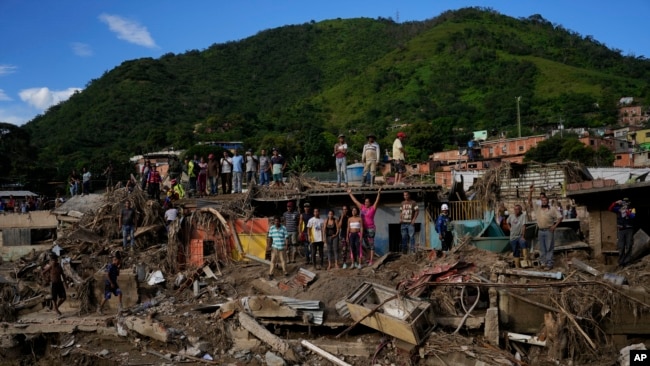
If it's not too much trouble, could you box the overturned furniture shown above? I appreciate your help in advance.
[344,282,435,345]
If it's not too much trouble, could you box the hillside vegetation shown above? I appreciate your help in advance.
[8,7,650,188]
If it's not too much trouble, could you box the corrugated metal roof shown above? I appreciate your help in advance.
[304,184,442,197]
[0,191,38,198]
[270,296,321,310]
[278,267,317,291]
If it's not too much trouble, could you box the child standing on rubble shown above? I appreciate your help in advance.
[98,252,123,315]
[42,253,67,316]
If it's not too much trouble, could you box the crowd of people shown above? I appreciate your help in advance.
[176,147,288,197]
[156,131,411,199]
[65,161,117,198]
[266,188,442,278]
[0,194,52,213]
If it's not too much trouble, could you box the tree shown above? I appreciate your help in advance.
[524,134,614,166]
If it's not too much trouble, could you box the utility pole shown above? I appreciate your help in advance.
[516,96,522,138]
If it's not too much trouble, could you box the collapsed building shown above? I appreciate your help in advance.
[1,164,649,365]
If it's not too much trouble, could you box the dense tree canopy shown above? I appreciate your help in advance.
[524,134,615,166]
[3,7,647,192]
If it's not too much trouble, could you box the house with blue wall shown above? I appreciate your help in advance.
[253,185,444,256]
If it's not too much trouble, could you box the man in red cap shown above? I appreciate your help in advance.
[393,132,407,185]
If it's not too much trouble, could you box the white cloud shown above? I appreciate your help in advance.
[0,65,17,76]
[0,107,30,126]
[0,89,11,101]
[71,42,93,57]
[99,13,157,48]
[19,87,82,110]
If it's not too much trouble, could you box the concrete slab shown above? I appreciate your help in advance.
[484,307,499,346]
[0,313,115,336]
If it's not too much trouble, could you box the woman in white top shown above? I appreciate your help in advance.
[347,207,363,269]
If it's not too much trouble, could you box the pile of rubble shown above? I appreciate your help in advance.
[1,186,649,365]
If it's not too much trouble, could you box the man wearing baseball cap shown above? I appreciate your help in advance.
[609,197,636,267]
[361,133,380,187]
[393,132,407,185]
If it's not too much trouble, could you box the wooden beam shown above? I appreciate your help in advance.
[238,312,299,362]
[300,340,352,366]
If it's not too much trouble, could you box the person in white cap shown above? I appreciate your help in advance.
[361,133,380,187]
[435,203,453,255]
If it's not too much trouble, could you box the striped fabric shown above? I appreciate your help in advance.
[268,225,288,250]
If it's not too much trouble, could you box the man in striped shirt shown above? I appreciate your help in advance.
[268,216,289,279]
[283,202,300,263]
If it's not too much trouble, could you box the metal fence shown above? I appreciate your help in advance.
[430,200,484,221]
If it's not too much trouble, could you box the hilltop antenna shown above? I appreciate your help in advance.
[395,10,399,23]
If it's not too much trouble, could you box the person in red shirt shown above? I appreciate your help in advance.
[147,165,162,201]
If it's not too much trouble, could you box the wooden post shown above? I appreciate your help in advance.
[300,340,352,366]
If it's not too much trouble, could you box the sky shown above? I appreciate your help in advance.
[1,1,649,126]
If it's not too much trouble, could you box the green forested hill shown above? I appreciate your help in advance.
[18,7,650,183]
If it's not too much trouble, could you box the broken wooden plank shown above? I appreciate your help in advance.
[146,350,172,361]
[300,340,352,366]
[13,295,44,310]
[570,258,601,276]
[238,312,299,362]
[337,293,397,339]
[436,316,484,330]
[497,269,563,280]
[506,332,547,347]
[306,339,373,358]
[370,252,399,270]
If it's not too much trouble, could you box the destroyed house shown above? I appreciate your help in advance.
[567,179,650,257]
[252,184,445,256]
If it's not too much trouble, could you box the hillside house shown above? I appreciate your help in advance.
[430,135,546,189]
[619,105,649,126]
